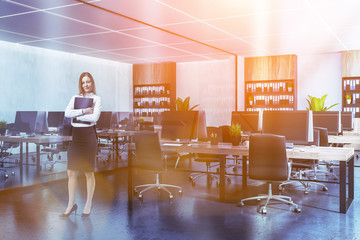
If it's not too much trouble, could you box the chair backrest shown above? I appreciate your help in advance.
[219,125,231,143]
[134,131,163,171]
[307,129,320,146]
[249,133,288,181]
[314,127,329,146]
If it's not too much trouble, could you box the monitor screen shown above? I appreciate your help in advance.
[312,111,341,135]
[231,111,260,133]
[14,111,48,134]
[262,110,313,145]
[161,111,198,141]
[47,111,65,128]
[341,111,353,131]
[96,111,112,130]
[117,112,133,126]
[110,112,119,129]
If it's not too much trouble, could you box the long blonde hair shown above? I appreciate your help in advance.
[78,72,96,95]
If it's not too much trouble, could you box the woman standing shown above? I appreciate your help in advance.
[61,72,102,217]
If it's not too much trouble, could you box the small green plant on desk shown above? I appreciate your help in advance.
[229,123,242,146]
[209,132,218,145]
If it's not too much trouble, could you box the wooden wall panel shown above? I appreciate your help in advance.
[133,62,176,85]
[245,54,296,81]
[342,50,360,77]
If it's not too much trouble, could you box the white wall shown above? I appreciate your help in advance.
[0,41,133,123]
[176,57,236,126]
[297,53,342,111]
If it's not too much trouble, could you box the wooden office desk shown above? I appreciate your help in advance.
[0,135,72,176]
[128,142,354,214]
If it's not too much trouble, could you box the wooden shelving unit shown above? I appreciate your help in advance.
[342,77,360,118]
[133,62,176,119]
[244,54,297,111]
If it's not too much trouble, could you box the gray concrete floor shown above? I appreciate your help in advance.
[0,152,359,240]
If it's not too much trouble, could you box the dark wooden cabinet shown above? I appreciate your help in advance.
[342,77,360,118]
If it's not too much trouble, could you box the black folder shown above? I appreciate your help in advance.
[74,97,93,109]
[73,97,93,124]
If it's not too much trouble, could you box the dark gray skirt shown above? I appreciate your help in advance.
[67,126,97,171]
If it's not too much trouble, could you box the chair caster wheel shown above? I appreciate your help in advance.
[260,207,267,214]
[304,191,309,195]
[178,190,182,196]
[238,202,244,207]
[322,186,328,191]
[11,172,15,176]
[279,186,283,191]
[188,176,193,182]
[138,194,143,201]
[294,207,301,213]
[191,181,196,187]
[169,194,174,200]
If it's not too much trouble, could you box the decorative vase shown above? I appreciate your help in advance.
[346,99,351,104]
[231,135,241,146]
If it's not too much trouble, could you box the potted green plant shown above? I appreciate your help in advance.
[287,82,293,92]
[229,123,242,146]
[248,96,254,106]
[345,94,352,104]
[0,120,7,136]
[175,96,199,111]
[306,94,339,111]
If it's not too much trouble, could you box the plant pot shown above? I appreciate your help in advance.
[210,140,218,145]
[249,100,253,106]
[287,87,293,92]
[0,128,6,136]
[231,135,241,146]
[346,99,351,104]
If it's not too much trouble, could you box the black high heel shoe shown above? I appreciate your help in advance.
[59,204,78,217]
[81,206,92,217]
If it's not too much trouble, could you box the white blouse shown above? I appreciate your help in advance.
[65,93,102,127]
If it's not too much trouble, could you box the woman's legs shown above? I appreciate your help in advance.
[83,171,95,214]
[64,169,78,214]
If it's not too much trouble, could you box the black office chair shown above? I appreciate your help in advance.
[188,127,231,187]
[302,127,337,180]
[279,129,328,194]
[239,134,301,214]
[133,131,182,200]
[220,125,241,172]
[42,124,71,171]
[0,123,17,179]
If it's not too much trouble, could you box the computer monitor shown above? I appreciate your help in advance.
[14,111,48,135]
[195,111,207,141]
[110,112,119,129]
[312,111,341,135]
[96,111,112,130]
[47,111,65,128]
[262,110,313,145]
[231,111,261,133]
[341,111,353,131]
[161,111,199,141]
[117,112,133,127]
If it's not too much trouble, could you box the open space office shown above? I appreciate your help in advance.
[1,1,360,239]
